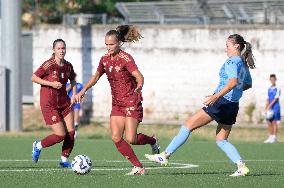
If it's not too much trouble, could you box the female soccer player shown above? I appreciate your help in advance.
[74,25,160,175]
[31,39,77,168]
[264,74,281,143]
[145,34,255,177]
[66,82,84,138]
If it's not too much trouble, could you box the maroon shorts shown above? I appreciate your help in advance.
[41,102,72,125]
[111,103,143,122]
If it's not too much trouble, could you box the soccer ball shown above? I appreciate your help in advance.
[265,109,274,120]
[71,155,92,175]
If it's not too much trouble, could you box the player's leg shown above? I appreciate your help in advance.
[145,109,212,165]
[270,120,278,143]
[60,111,75,167]
[125,117,159,154]
[74,107,80,129]
[264,120,273,143]
[215,124,249,176]
[111,116,145,175]
[32,121,66,163]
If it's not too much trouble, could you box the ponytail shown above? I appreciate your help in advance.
[241,42,255,69]
[106,25,142,43]
[228,34,256,69]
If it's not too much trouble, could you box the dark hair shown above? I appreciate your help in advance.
[228,34,256,69]
[106,25,142,43]
[53,38,66,49]
[270,74,276,78]
[51,39,66,58]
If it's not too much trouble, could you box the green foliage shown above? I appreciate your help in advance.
[22,0,150,24]
[245,102,256,123]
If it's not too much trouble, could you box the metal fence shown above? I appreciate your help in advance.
[116,0,284,24]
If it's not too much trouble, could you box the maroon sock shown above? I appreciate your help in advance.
[41,134,65,148]
[135,133,156,145]
[61,130,75,158]
[115,139,142,167]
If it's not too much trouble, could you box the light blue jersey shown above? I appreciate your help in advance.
[214,56,252,102]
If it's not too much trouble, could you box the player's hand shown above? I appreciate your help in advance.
[203,94,219,106]
[51,81,62,89]
[74,91,85,103]
[70,95,76,106]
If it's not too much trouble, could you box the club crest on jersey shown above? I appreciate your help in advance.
[115,66,121,72]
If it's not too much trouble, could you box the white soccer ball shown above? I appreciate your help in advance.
[265,109,274,120]
[71,155,92,175]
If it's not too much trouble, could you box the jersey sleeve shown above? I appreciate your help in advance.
[69,64,76,81]
[225,60,238,79]
[97,57,105,75]
[34,62,49,78]
[244,68,252,85]
[275,87,281,98]
[125,55,138,73]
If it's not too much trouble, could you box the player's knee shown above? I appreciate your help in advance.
[125,137,136,145]
[184,119,195,131]
[216,140,227,148]
[111,135,122,143]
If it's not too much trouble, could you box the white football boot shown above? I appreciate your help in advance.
[230,163,250,177]
[125,166,146,175]
[145,151,168,166]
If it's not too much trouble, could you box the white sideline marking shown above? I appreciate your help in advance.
[0,159,283,172]
[0,160,198,172]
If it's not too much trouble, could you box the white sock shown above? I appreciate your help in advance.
[61,156,68,162]
[36,141,43,150]
[271,135,276,139]
[236,160,244,166]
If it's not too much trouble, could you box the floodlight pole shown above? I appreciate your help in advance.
[1,0,22,131]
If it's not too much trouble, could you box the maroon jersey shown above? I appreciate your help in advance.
[97,50,142,106]
[34,57,76,108]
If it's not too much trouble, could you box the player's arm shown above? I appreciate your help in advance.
[265,98,269,110]
[70,80,77,95]
[266,88,280,110]
[31,74,62,89]
[131,70,144,93]
[266,97,279,110]
[204,78,237,106]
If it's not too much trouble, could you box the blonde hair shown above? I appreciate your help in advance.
[106,25,142,43]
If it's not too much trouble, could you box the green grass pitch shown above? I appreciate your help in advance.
[0,137,283,188]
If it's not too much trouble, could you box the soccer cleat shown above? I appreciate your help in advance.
[32,141,41,163]
[145,152,168,166]
[151,135,160,154]
[263,136,272,143]
[230,164,250,177]
[74,130,79,139]
[125,166,146,175]
[59,161,71,168]
[264,136,277,143]
[74,125,79,138]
